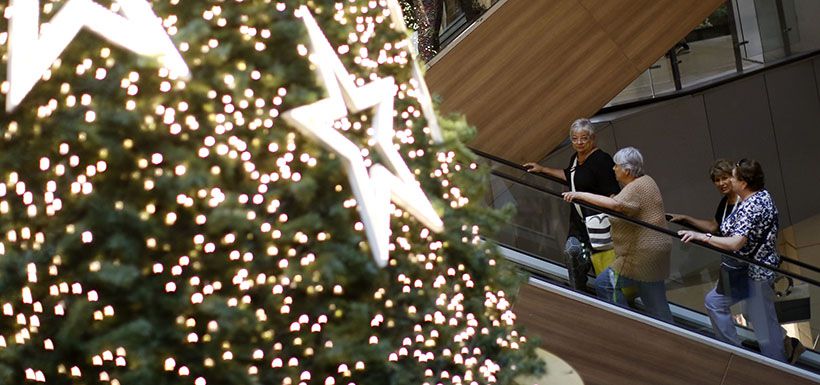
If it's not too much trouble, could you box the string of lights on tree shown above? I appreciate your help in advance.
[0,1,542,384]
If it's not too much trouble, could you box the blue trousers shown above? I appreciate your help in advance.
[704,277,786,362]
[594,267,673,323]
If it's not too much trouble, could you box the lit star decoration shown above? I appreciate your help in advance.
[5,0,189,111]
[0,1,541,384]
[283,6,444,267]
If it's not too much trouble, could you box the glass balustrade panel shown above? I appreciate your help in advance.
[786,0,820,54]
[677,4,741,88]
[606,57,677,107]
[482,158,819,367]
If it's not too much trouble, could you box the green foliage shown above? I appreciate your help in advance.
[397,0,421,31]
[699,4,729,28]
[0,1,542,384]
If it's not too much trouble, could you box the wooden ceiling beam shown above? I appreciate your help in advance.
[426,0,725,163]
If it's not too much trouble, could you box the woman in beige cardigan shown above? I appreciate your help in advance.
[562,147,673,322]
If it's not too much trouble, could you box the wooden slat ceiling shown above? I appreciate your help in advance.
[426,0,725,163]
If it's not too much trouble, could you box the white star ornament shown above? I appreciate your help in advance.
[6,0,190,112]
[283,7,444,268]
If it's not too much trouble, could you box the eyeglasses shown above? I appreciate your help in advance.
[735,158,748,168]
[571,136,591,143]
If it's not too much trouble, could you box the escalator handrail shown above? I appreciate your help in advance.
[475,146,820,276]
[474,147,568,183]
[499,242,820,374]
[484,165,820,288]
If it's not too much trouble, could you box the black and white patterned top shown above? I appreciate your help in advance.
[721,190,780,281]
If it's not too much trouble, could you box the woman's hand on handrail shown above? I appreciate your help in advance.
[669,213,719,234]
[563,191,622,212]
[678,230,747,252]
[667,213,690,224]
[523,162,567,182]
[523,162,544,173]
[678,230,707,243]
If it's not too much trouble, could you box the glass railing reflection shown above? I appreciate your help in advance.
[604,0,820,107]
[426,0,820,107]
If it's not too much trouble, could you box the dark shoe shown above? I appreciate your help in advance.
[785,337,806,364]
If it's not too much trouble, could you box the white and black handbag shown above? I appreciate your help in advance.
[570,158,614,251]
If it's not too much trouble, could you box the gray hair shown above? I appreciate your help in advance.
[569,118,595,137]
[613,147,645,177]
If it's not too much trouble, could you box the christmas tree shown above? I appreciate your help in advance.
[0,1,542,384]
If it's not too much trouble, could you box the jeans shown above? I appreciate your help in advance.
[594,267,673,323]
[564,236,591,290]
[704,277,786,362]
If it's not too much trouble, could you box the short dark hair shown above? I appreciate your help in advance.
[734,159,765,191]
[709,159,734,181]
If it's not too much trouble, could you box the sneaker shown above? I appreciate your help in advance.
[784,337,806,364]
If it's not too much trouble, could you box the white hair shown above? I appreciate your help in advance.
[569,118,595,137]
[613,147,644,177]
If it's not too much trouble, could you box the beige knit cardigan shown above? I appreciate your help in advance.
[609,175,672,282]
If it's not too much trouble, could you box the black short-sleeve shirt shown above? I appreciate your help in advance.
[713,195,738,235]
[564,149,621,244]
[715,195,744,268]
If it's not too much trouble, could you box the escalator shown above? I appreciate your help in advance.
[480,153,820,384]
[424,0,725,164]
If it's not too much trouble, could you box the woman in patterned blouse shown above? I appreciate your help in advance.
[679,159,785,362]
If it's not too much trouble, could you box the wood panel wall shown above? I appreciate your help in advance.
[514,284,817,385]
[426,0,724,163]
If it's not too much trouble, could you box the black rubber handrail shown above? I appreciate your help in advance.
[473,147,567,184]
[497,241,820,371]
[476,149,820,286]
[483,147,820,276]
[489,168,820,287]
[474,147,820,273]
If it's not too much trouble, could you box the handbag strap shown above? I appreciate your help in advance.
[726,216,775,269]
[750,221,775,262]
[569,157,583,218]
